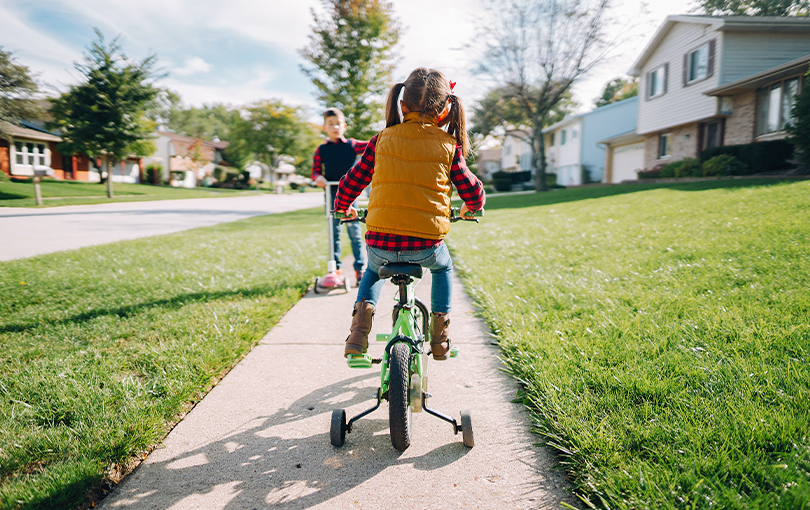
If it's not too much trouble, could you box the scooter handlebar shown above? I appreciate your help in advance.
[333,208,483,224]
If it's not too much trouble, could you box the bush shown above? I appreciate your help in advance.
[144,163,162,185]
[787,77,810,168]
[699,140,794,174]
[660,158,702,178]
[702,154,746,177]
[0,170,10,182]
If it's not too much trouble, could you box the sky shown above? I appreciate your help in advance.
[0,0,696,122]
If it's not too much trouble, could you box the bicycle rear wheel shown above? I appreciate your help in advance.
[388,342,412,451]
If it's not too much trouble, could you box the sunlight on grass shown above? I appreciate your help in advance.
[0,208,324,508]
[449,180,810,509]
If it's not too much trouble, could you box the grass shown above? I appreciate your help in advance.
[0,208,325,509]
[0,179,263,207]
[447,179,810,509]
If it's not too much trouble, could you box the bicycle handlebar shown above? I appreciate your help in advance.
[334,207,483,224]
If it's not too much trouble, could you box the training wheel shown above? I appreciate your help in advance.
[331,409,347,447]
[313,277,321,294]
[344,276,351,292]
[460,409,474,448]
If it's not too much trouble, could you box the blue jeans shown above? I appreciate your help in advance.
[356,243,453,314]
[329,187,366,272]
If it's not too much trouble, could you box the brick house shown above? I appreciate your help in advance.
[629,15,810,170]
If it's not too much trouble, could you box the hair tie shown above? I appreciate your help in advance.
[449,81,456,92]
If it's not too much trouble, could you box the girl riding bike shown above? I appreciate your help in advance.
[334,67,486,361]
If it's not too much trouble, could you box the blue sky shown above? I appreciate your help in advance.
[0,0,693,117]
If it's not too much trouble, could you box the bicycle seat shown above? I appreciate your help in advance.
[378,263,423,279]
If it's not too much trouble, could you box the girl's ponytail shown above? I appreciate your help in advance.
[446,95,470,157]
[385,83,405,128]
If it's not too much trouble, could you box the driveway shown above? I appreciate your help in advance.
[0,193,324,261]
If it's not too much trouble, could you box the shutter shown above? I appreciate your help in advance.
[683,53,688,86]
[645,71,651,100]
[707,39,716,78]
[663,63,669,94]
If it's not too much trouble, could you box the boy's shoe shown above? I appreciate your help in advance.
[429,312,452,360]
[355,270,364,284]
[344,300,374,357]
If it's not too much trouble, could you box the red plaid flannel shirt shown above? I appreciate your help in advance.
[311,137,370,181]
[335,134,486,251]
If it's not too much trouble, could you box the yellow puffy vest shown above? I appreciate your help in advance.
[367,112,456,240]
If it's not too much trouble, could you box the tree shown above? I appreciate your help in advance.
[50,29,159,198]
[477,0,613,191]
[0,48,41,140]
[787,71,810,168]
[697,0,810,15]
[300,0,401,139]
[471,85,576,139]
[229,100,322,175]
[594,77,638,108]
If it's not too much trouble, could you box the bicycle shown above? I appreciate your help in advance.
[329,207,482,451]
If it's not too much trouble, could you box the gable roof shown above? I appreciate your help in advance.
[705,53,810,95]
[629,15,810,76]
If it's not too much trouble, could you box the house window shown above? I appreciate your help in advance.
[37,144,46,166]
[649,65,666,98]
[757,76,803,136]
[701,120,723,151]
[549,132,555,147]
[519,152,531,171]
[658,133,671,159]
[14,142,23,164]
[688,44,709,83]
[504,143,512,155]
[572,128,578,140]
[561,130,567,145]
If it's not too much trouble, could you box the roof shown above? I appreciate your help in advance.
[597,130,645,146]
[705,53,810,95]
[157,131,229,150]
[628,15,810,76]
[541,113,584,134]
[5,123,62,143]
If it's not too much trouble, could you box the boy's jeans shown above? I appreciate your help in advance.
[356,243,453,314]
[329,187,366,272]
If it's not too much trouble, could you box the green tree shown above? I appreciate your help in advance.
[229,100,322,175]
[697,0,810,15]
[50,29,159,198]
[478,0,613,190]
[0,48,42,140]
[787,72,810,168]
[594,77,638,108]
[300,0,401,139]
[471,85,576,139]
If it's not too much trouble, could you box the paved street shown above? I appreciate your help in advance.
[0,193,324,261]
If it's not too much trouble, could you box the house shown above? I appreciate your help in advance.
[543,97,639,186]
[629,15,810,170]
[475,147,502,180]
[0,121,97,181]
[501,130,532,174]
[147,131,229,187]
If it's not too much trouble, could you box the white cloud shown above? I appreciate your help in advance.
[173,56,211,76]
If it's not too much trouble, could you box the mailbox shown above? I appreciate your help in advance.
[33,166,54,177]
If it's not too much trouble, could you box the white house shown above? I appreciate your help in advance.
[543,115,584,186]
[629,15,810,169]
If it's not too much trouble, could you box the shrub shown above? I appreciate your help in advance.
[702,154,746,177]
[787,75,810,168]
[699,140,793,174]
[144,163,162,185]
[0,170,10,182]
[660,158,702,178]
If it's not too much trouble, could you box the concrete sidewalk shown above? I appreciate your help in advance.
[100,265,577,509]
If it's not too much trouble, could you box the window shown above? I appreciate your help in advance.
[649,65,666,98]
[14,142,23,164]
[561,129,567,145]
[504,143,512,155]
[549,132,555,147]
[519,152,531,171]
[688,44,709,83]
[572,128,578,140]
[26,143,34,165]
[701,121,723,151]
[758,76,803,136]
[37,144,46,166]
[658,133,671,159]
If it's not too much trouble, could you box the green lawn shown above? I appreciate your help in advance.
[0,179,263,207]
[0,208,324,509]
[447,179,810,509]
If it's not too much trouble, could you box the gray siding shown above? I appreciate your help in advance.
[637,22,721,134]
[721,32,810,85]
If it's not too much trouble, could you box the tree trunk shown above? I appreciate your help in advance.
[533,119,548,192]
[104,154,114,198]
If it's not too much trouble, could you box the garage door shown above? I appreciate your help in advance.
[611,142,644,183]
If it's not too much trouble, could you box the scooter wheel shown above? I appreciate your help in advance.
[313,277,321,294]
[460,409,474,448]
[331,409,347,447]
[344,276,351,292]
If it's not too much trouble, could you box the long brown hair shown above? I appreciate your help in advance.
[384,67,470,156]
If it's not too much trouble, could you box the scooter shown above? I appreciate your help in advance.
[313,181,351,294]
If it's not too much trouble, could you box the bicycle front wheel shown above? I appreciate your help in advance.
[388,342,412,451]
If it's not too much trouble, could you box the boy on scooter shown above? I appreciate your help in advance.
[311,108,368,284]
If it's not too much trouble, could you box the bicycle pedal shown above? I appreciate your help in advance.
[376,333,390,342]
[450,346,460,358]
[346,354,373,369]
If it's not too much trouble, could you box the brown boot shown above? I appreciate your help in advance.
[429,312,452,360]
[344,300,374,357]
